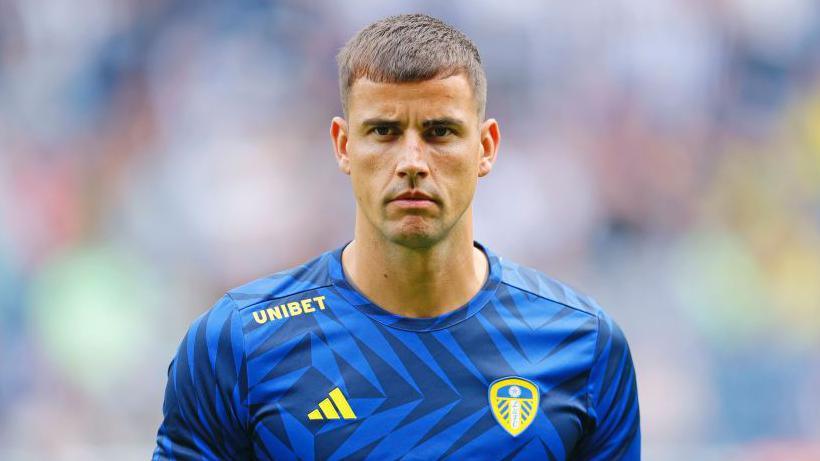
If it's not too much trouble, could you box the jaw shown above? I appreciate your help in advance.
[353,199,476,252]
[384,215,445,249]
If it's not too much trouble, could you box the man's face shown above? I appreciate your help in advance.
[331,74,499,248]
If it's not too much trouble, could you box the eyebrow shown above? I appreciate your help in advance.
[360,118,402,129]
[422,117,465,128]
[359,117,466,128]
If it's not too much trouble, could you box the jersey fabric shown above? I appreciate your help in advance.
[153,241,640,460]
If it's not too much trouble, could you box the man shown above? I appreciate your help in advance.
[153,14,640,460]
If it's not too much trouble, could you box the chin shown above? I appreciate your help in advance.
[384,223,443,249]
[391,235,439,249]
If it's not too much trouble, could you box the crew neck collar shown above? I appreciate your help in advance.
[326,240,502,332]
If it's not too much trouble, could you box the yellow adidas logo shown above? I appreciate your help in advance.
[307,387,357,421]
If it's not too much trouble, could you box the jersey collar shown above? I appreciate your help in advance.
[327,240,502,332]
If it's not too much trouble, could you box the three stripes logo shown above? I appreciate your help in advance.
[307,387,357,421]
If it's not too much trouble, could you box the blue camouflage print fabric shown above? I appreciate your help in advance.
[153,241,640,460]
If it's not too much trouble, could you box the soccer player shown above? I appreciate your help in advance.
[153,14,640,461]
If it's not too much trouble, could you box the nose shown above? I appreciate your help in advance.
[395,131,430,182]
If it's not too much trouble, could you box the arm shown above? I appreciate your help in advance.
[575,312,641,460]
[153,295,252,460]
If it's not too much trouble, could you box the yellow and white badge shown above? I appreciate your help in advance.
[488,376,540,437]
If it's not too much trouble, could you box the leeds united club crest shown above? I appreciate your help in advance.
[488,376,540,437]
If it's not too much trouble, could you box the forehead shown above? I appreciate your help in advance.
[347,74,476,122]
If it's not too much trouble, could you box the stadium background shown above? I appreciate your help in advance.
[1,0,819,459]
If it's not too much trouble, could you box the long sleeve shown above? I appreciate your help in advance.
[153,295,252,460]
[575,312,641,460]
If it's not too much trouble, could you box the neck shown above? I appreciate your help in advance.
[342,208,489,318]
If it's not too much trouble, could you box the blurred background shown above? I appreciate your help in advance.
[1,0,819,459]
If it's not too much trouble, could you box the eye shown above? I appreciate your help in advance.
[372,126,394,136]
[429,126,453,138]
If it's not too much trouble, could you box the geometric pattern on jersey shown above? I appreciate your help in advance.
[153,241,640,460]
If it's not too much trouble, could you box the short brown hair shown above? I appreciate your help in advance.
[336,14,487,120]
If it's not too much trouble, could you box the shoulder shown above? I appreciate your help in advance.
[497,255,605,320]
[494,254,631,357]
[224,249,335,311]
[177,249,336,363]
[494,254,636,415]
[184,248,335,343]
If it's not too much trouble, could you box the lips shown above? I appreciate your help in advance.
[393,191,435,202]
[388,191,437,209]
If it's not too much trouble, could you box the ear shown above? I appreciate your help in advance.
[478,118,500,177]
[330,116,351,175]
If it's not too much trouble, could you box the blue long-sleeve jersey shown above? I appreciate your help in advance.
[153,241,640,460]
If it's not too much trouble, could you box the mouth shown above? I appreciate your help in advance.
[388,191,438,209]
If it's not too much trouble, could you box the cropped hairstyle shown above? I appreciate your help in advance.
[336,14,487,120]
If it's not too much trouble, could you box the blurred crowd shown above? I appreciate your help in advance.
[0,0,818,459]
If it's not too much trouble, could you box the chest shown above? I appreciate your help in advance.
[245,312,595,460]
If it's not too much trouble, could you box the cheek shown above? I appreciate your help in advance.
[434,155,478,201]
[350,137,389,170]
[434,138,481,175]
[348,141,393,197]
[444,140,480,171]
